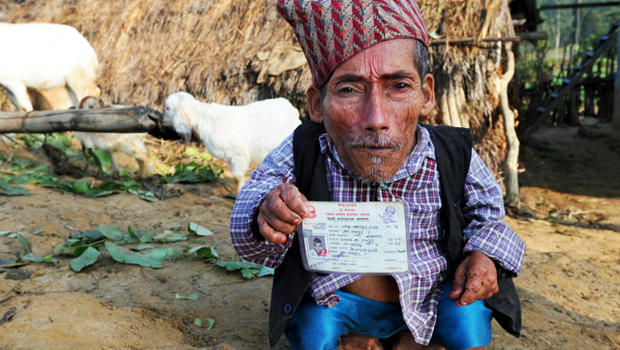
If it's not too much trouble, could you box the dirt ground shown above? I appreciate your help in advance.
[0,123,619,350]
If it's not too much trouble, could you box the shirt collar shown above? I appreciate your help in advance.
[317,124,435,183]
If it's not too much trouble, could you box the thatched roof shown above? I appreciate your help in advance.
[1,0,517,180]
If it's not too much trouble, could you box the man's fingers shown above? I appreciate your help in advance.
[456,287,477,306]
[449,266,466,299]
[265,195,302,225]
[256,183,308,243]
[257,215,288,244]
[279,185,308,217]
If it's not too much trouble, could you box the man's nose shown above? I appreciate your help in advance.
[364,88,390,132]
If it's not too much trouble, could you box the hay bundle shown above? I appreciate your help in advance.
[3,0,516,181]
[420,0,516,180]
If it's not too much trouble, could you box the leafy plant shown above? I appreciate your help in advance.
[162,161,222,184]
[54,225,218,272]
[216,260,274,279]
[188,222,213,236]
[0,177,30,196]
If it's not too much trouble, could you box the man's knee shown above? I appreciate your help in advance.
[285,299,345,350]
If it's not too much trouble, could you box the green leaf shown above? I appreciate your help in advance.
[46,133,73,152]
[0,178,30,196]
[131,244,155,251]
[70,246,100,272]
[162,162,221,184]
[21,253,57,264]
[188,222,213,236]
[72,180,91,195]
[257,265,275,277]
[128,189,159,202]
[153,230,188,243]
[176,293,199,301]
[193,317,214,329]
[89,149,114,175]
[128,227,156,243]
[0,231,11,237]
[188,246,219,262]
[104,242,163,268]
[98,226,125,241]
[215,261,266,279]
[143,248,179,261]
[10,233,32,255]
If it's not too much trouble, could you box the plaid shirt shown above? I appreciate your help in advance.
[230,125,525,345]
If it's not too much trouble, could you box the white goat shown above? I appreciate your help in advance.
[162,92,301,193]
[0,22,99,112]
[73,96,157,178]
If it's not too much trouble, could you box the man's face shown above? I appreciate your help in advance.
[313,241,323,252]
[307,39,435,183]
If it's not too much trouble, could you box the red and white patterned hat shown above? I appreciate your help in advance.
[276,0,430,87]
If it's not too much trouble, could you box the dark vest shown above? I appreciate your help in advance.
[268,121,521,347]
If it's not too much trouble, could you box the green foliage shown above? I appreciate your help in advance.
[216,260,274,279]
[163,161,222,184]
[0,177,30,196]
[105,241,164,268]
[9,232,32,255]
[54,224,219,271]
[188,222,213,236]
[70,246,100,272]
[176,293,199,301]
[88,149,115,175]
[539,0,620,48]
[193,317,214,329]
[188,246,219,263]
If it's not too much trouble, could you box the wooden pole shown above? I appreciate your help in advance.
[500,42,520,208]
[0,106,161,134]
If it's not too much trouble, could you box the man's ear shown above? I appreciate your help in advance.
[420,73,436,117]
[306,86,324,123]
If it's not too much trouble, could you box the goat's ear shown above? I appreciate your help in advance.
[306,86,323,123]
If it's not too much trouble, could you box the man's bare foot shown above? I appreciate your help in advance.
[390,331,446,350]
[338,333,384,350]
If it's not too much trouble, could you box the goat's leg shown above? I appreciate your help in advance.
[229,156,250,194]
[0,80,32,112]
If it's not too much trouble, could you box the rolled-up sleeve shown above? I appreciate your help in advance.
[229,134,297,268]
[462,150,526,275]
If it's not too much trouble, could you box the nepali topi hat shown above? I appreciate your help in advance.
[276,0,430,87]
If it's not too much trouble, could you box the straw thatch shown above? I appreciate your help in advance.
[1,0,517,181]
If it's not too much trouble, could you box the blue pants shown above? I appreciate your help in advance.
[285,281,492,350]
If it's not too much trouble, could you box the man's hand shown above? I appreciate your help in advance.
[257,183,308,244]
[449,252,498,306]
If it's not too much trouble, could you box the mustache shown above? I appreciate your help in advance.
[345,133,403,150]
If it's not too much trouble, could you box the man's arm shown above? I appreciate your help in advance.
[229,134,307,268]
[449,149,526,305]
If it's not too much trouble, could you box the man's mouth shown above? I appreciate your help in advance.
[346,134,402,152]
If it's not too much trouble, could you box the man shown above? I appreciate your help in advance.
[310,236,328,257]
[230,1,526,349]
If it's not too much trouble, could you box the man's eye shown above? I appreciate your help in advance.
[394,82,410,89]
[338,87,354,94]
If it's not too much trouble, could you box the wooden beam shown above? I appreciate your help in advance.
[539,2,619,11]
[431,36,521,45]
[0,106,161,134]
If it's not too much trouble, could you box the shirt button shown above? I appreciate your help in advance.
[282,303,293,315]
